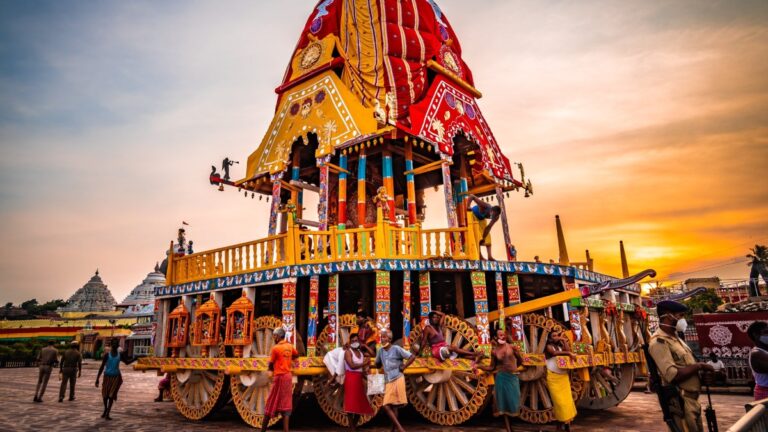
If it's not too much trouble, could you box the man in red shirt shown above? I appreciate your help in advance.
[261,327,299,432]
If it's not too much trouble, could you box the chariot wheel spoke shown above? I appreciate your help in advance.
[312,314,380,427]
[405,315,489,426]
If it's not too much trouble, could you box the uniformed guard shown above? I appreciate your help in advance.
[648,300,714,432]
[33,340,59,402]
[59,340,82,402]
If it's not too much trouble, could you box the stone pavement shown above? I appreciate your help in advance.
[0,361,753,432]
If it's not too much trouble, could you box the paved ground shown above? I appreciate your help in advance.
[0,360,753,432]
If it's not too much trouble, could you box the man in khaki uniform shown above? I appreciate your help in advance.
[59,340,83,402]
[33,340,59,402]
[649,301,714,432]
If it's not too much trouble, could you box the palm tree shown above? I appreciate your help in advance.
[747,244,768,297]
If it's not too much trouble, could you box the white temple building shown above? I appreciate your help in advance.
[58,270,117,315]
[117,264,166,315]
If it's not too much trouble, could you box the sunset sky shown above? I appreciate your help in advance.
[0,1,766,305]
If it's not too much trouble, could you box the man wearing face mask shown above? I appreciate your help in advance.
[648,300,714,432]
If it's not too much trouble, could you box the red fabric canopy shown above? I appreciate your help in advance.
[408,76,514,181]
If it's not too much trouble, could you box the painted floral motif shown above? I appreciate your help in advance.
[430,118,445,142]
[314,89,326,104]
[299,42,322,70]
[709,324,733,346]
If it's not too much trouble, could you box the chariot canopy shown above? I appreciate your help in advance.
[239,0,517,191]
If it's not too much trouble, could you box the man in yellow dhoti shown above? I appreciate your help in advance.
[544,332,578,431]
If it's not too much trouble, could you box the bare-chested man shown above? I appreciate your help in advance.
[420,311,482,361]
[475,329,525,432]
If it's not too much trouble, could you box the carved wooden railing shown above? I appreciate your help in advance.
[170,234,288,284]
[419,227,473,259]
[167,210,480,285]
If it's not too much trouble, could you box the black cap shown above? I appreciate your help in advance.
[657,300,688,316]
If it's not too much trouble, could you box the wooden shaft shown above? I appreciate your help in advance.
[357,147,367,227]
[267,174,283,236]
[404,141,417,225]
[338,154,347,229]
[383,150,395,221]
[292,150,303,219]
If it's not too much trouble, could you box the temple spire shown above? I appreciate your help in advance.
[555,215,570,265]
[620,240,629,278]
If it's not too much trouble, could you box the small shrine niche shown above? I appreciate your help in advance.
[192,297,221,357]
[225,292,254,357]
[165,303,190,357]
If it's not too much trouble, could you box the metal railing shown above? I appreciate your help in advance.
[726,398,768,432]
[0,360,34,368]
[167,208,480,285]
[133,345,151,357]
[724,358,754,386]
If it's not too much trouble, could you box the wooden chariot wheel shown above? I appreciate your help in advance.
[311,314,383,427]
[231,315,305,428]
[576,310,639,410]
[171,340,229,420]
[517,313,584,424]
[576,363,635,410]
[405,315,489,426]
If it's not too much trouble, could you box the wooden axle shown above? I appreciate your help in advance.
[487,288,580,322]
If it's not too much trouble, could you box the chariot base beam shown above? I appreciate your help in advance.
[487,289,580,322]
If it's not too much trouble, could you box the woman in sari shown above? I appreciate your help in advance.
[343,333,373,431]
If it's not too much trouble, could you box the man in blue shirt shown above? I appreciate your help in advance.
[467,194,501,261]
[375,330,416,432]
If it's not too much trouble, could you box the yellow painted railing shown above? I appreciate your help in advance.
[171,234,288,284]
[167,210,480,285]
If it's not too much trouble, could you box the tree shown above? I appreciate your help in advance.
[684,288,723,316]
[39,299,66,312]
[20,299,38,311]
[747,244,768,297]
[3,302,12,309]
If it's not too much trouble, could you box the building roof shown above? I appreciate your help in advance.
[58,270,117,313]
[242,0,515,183]
[117,264,165,315]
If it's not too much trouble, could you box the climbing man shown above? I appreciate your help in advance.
[466,194,501,261]
[419,311,482,362]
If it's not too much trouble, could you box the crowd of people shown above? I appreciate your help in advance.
[29,300,767,431]
[32,338,135,420]
[263,309,543,432]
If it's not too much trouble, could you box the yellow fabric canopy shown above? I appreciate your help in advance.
[243,70,379,180]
